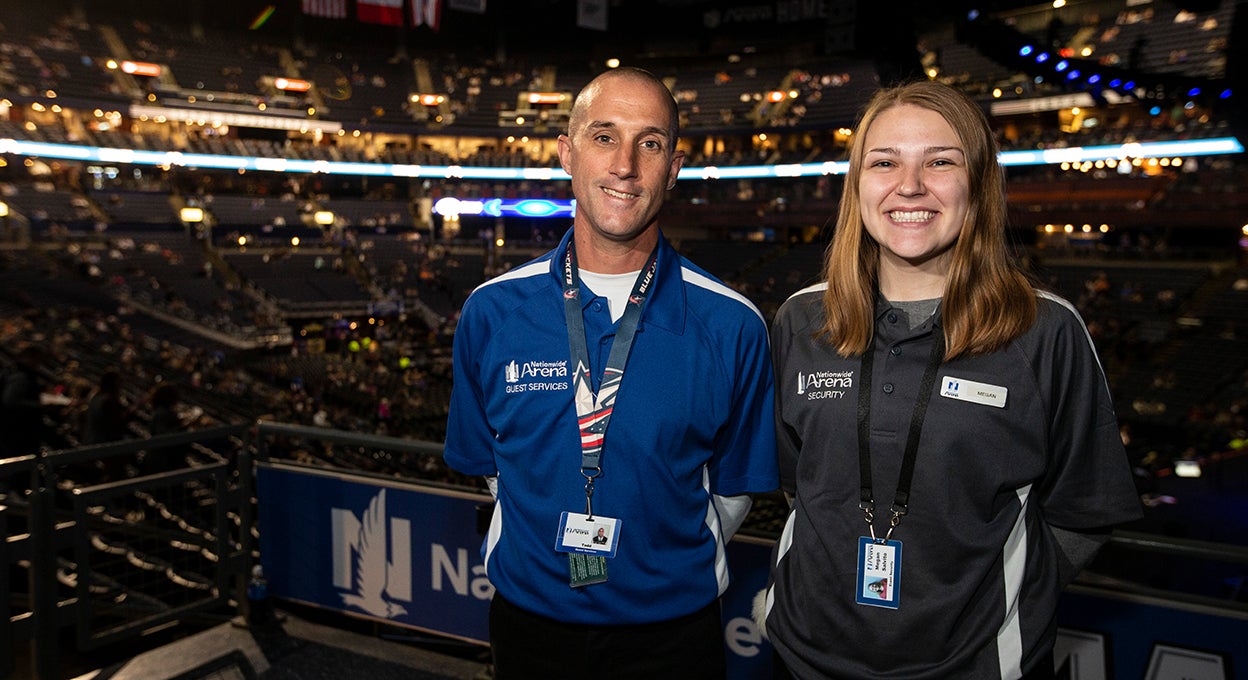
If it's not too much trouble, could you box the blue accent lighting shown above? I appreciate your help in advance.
[1109,78,1122,88]
[1087,74,1101,84]
[1055,60,1068,72]
[1124,81,1135,90]
[1067,70,1080,80]
[1149,106,1162,115]
[1019,45,1033,56]
[509,199,573,218]
[1221,89,1233,99]
[1187,87,1201,97]
[1036,52,1049,63]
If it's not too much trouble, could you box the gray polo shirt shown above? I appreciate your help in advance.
[766,284,1142,679]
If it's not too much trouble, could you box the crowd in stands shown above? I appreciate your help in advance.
[3,205,1246,511]
[0,0,1238,172]
[0,0,1244,522]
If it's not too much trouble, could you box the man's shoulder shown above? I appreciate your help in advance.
[465,256,554,305]
[677,259,765,326]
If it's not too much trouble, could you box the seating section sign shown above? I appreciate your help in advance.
[256,463,1246,679]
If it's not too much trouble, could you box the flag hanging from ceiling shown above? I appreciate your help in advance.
[413,0,442,29]
[358,0,404,25]
[301,0,348,19]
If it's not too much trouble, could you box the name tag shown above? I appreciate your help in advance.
[555,512,620,559]
[939,375,1007,408]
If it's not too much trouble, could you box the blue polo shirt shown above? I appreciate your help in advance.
[444,228,778,625]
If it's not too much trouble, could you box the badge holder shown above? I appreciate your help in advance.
[555,472,620,587]
[855,502,902,609]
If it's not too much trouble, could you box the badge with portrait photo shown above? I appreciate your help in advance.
[555,511,620,559]
[856,536,902,609]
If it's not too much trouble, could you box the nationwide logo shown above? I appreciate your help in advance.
[332,489,412,619]
[796,369,853,400]
[504,359,570,394]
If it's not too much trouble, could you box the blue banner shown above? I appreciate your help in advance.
[257,463,494,642]
[255,462,777,673]
[255,463,1247,679]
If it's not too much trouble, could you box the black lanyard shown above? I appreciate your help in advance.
[856,312,945,541]
[561,239,659,517]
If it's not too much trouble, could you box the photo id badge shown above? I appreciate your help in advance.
[555,511,620,559]
[856,536,902,609]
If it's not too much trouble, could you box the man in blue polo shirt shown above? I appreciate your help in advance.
[443,67,778,679]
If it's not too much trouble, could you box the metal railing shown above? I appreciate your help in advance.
[4,421,1247,679]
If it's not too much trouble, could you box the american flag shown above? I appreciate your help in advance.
[413,0,442,29]
[358,0,404,26]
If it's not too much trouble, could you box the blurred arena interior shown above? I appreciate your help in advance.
[1,0,1247,677]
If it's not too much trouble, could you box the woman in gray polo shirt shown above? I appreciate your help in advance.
[763,80,1142,680]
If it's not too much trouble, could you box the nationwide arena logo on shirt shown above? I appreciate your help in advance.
[796,369,853,400]
[504,359,571,394]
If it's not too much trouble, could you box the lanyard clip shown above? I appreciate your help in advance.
[859,500,876,540]
[883,503,907,541]
[582,467,600,519]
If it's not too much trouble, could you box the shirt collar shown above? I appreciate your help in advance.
[550,227,687,335]
[875,294,944,330]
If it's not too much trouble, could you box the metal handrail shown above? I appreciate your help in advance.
[6,422,1248,678]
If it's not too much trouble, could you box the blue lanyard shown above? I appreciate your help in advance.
[561,239,659,517]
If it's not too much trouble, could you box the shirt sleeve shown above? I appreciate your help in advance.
[707,313,780,497]
[770,304,802,497]
[443,298,500,477]
[1036,300,1143,530]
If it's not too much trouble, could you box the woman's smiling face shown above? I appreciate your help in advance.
[858,103,970,285]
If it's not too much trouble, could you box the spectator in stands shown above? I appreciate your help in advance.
[150,382,206,434]
[443,67,778,679]
[763,80,1142,680]
[81,369,136,452]
[0,344,55,457]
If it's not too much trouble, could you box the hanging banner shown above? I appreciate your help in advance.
[357,0,404,26]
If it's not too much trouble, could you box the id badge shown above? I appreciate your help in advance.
[555,511,620,558]
[856,536,902,609]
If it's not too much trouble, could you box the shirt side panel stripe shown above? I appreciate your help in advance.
[681,266,766,325]
[997,484,1032,680]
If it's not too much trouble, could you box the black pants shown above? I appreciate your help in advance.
[489,592,726,680]
[772,649,1057,679]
